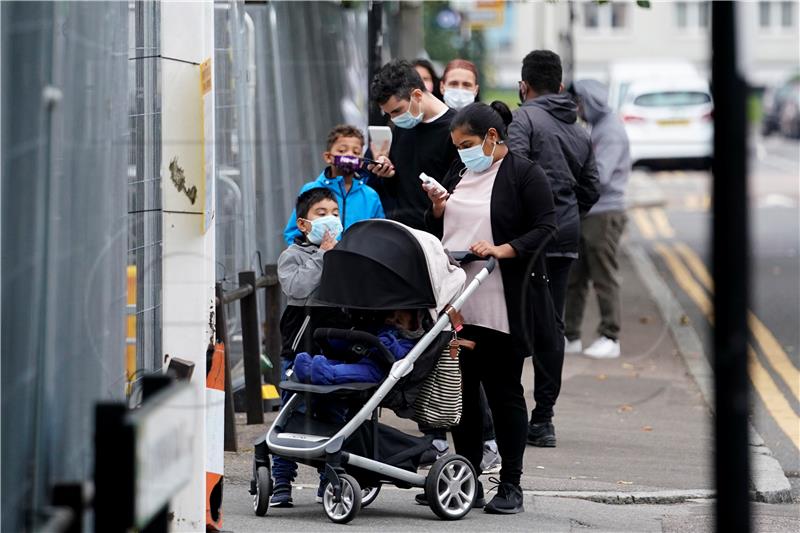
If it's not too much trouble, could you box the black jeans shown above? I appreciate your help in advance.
[451,325,527,485]
[530,256,573,424]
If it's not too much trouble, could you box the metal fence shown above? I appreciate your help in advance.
[1,2,129,531]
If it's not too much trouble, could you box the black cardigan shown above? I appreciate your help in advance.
[425,151,561,356]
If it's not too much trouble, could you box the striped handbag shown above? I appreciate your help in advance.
[412,343,462,428]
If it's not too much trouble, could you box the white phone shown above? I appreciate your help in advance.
[419,172,448,197]
[368,126,393,154]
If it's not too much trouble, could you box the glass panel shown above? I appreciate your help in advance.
[675,1,688,28]
[633,91,712,107]
[759,1,772,28]
[583,2,599,28]
[611,2,627,28]
[781,1,793,27]
[698,1,710,28]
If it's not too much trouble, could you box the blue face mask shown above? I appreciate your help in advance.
[391,96,423,129]
[458,136,497,173]
[306,215,343,245]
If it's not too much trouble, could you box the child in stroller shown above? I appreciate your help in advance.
[292,310,424,386]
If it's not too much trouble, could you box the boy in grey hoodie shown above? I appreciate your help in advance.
[272,187,344,508]
[565,79,630,359]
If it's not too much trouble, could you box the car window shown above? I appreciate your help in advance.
[633,91,711,107]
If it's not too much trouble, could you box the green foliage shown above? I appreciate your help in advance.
[481,88,520,109]
[423,2,487,86]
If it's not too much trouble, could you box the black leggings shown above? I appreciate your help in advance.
[451,325,527,486]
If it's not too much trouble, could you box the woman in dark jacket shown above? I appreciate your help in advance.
[423,101,559,514]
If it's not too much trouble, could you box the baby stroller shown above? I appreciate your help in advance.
[250,219,497,524]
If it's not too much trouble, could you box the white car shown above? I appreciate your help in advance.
[607,59,700,111]
[619,79,714,168]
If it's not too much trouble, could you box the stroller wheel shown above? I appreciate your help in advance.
[322,474,362,524]
[253,466,272,516]
[360,484,381,508]
[425,454,477,520]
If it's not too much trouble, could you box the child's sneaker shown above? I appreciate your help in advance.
[480,441,502,474]
[270,481,293,508]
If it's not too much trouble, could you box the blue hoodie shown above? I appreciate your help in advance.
[283,169,385,245]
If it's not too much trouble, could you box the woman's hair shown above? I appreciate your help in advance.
[412,58,442,99]
[450,101,513,140]
[441,59,479,85]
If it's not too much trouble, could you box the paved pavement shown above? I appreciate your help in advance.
[220,248,799,531]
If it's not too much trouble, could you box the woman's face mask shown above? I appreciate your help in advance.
[458,135,497,173]
[391,95,424,129]
[444,88,476,110]
[304,215,343,244]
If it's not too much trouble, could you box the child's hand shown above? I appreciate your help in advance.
[320,230,337,251]
[367,155,396,178]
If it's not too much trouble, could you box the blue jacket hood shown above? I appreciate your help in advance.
[282,168,385,245]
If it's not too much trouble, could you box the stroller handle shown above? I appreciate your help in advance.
[449,251,497,274]
[313,328,396,369]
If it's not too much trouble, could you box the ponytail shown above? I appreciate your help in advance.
[450,101,512,140]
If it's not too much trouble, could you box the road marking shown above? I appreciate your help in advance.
[674,242,714,290]
[749,346,800,450]
[672,242,799,403]
[654,243,712,318]
[655,242,800,451]
[650,208,676,238]
[631,208,657,240]
[749,313,800,403]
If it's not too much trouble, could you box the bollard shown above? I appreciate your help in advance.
[263,264,283,400]
[238,271,264,424]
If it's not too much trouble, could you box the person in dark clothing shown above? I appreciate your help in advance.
[507,50,600,448]
[367,60,458,231]
[423,101,558,514]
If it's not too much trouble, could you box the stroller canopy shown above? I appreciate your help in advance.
[318,219,465,312]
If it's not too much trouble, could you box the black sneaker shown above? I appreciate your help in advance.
[484,481,524,514]
[527,421,556,447]
[414,481,485,508]
[269,482,293,508]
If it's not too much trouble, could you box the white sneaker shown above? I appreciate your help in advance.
[564,337,583,354]
[584,337,621,359]
[480,441,502,474]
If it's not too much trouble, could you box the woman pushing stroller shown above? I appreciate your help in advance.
[423,101,558,514]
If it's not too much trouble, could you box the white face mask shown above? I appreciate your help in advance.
[391,96,424,129]
[444,88,476,110]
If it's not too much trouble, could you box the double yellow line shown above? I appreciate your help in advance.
[653,241,800,450]
[631,207,676,240]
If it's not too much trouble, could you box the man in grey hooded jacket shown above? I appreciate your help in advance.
[565,79,630,359]
[508,50,599,448]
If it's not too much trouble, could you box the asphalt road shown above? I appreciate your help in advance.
[627,134,800,492]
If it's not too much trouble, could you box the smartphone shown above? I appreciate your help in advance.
[419,172,448,197]
[368,126,393,154]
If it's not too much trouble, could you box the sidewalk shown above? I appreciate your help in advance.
[220,249,795,532]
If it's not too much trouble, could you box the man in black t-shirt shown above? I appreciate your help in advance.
[367,60,458,231]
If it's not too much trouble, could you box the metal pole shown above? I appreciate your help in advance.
[711,3,750,532]
[367,0,384,126]
[215,283,238,452]
[263,264,283,397]
[238,271,264,424]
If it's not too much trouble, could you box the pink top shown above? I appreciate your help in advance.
[442,158,510,334]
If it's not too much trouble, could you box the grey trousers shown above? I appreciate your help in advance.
[565,211,627,342]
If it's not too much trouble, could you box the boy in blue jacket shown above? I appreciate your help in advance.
[283,125,385,245]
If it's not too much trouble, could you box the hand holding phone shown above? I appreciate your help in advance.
[419,172,448,197]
